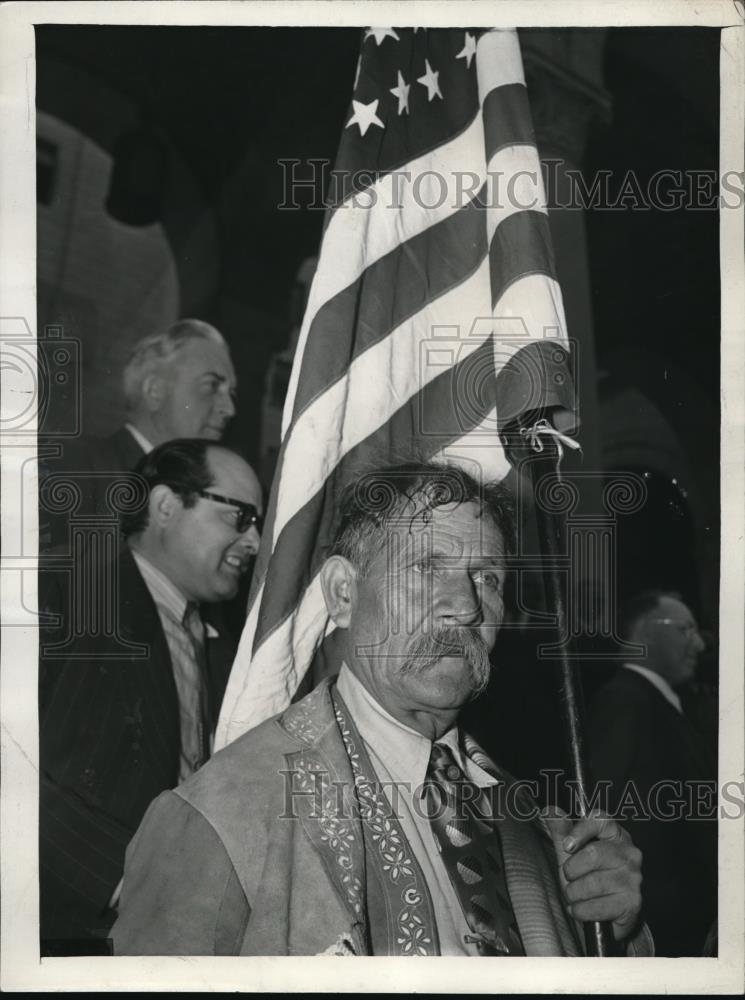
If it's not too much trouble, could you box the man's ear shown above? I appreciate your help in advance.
[148,484,181,528]
[320,556,357,629]
[630,615,650,648]
[141,373,166,413]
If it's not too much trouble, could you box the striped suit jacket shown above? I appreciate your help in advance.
[112,678,653,957]
[39,544,236,943]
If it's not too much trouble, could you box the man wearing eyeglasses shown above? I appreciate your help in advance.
[588,589,717,956]
[38,438,262,952]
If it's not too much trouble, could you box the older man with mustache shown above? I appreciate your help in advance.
[112,463,650,957]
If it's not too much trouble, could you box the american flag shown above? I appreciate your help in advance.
[216,27,575,748]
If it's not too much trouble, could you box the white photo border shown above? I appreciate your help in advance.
[1,0,743,992]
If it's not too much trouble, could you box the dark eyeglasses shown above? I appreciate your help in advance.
[196,490,263,534]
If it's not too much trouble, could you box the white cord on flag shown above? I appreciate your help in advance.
[519,418,581,472]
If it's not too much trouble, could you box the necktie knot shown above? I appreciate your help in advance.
[428,741,464,785]
[183,602,204,643]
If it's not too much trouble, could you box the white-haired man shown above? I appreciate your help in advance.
[41,319,237,549]
[71,318,235,470]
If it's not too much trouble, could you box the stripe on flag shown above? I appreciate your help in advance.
[216,27,575,748]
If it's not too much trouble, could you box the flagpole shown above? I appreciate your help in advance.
[512,415,615,958]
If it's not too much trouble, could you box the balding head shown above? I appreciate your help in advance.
[621,590,705,688]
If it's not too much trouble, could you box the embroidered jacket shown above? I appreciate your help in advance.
[112,678,653,956]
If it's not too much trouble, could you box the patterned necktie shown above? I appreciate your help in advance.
[181,602,212,767]
[425,741,524,956]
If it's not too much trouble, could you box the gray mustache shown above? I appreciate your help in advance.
[401,626,491,696]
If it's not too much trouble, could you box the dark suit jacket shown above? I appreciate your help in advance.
[38,544,236,944]
[588,667,717,956]
[72,425,146,473]
[40,427,146,552]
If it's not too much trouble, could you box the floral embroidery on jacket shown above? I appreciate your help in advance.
[333,694,437,956]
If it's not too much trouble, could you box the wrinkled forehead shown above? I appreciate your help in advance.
[382,499,505,561]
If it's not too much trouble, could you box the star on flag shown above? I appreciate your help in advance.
[390,70,411,115]
[456,32,477,69]
[364,28,400,46]
[346,98,384,136]
[417,59,442,101]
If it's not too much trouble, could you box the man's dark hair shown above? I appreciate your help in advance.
[330,462,515,576]
[121,438,216,538]
[617,588,684,641]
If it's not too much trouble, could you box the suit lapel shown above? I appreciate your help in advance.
[660,693,715,776]
[331,688,440,956]
[108,426,147,471]
[463,733,581,957]
[634,674,716,777]
[277,682,370,951]
[117,547,180,772]
[498,804,582,956]
[202,604,237,725]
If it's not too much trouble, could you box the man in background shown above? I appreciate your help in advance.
[39,438,261,953]
[588,590,717,956]
[41,319,237,549]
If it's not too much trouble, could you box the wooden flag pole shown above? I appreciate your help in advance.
[515,417,615,958]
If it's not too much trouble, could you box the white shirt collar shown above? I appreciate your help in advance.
[336,663,496,788]
[130,548,218,637]
[124,422,154,455]
[622,662,682,713]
